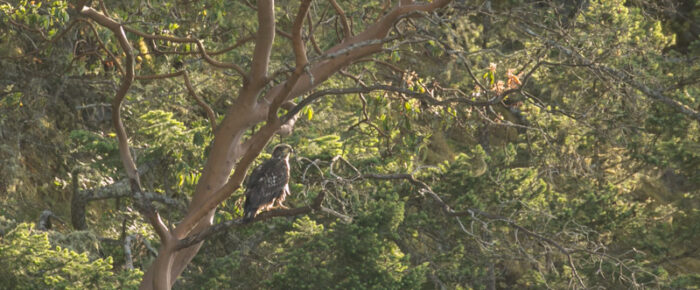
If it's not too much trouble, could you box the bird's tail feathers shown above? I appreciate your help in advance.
[242,210,256,223]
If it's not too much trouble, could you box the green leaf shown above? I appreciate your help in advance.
[306,106,313,120]
[391,50,400,62]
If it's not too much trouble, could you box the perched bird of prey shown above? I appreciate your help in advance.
[242,144,293,223]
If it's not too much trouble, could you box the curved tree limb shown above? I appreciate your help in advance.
[135,70,185,80]
[80,7,171,246]
[81,10,249,78]
[193,40,247,77]
[183,71,217,130]
[149,35,254,57]
[266,0,312,124]
[248,0,276,88]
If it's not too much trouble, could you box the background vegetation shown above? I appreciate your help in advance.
[1,0,699,289]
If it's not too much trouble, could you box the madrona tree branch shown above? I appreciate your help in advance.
[176,191,326,250]
[78,2,457,288]
[265,0,312,123]
[175,0,454,240]
[248,0,276,88]
[80,7,171,243]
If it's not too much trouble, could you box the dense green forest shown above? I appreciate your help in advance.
[1,0,699,289]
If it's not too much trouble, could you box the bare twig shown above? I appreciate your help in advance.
[357,172,587,288]
[281,84,521,125]
[124,234,158,270]
[183,71,217,130]
[329,0,352,40]
[522,27,700,122]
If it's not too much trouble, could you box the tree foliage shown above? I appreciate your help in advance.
[0,222,142,289]
[1,0,699,289]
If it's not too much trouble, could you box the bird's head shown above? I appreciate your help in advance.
[271,144,293,159]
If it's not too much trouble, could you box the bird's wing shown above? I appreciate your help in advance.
[258,158,289,192]
[245,160,266,189]
[244,157,289,207]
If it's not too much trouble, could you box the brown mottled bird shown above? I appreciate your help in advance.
[242,144,293,223]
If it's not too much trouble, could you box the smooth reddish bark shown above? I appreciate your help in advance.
[80,1,453,289]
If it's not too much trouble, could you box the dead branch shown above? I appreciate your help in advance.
[135,71,185,80]
[124,234,158,270]
[150,35,254,57]
[124,234,137,270]
[319,205,353,223]
[71,177,186,231]
[37,210,65,231]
